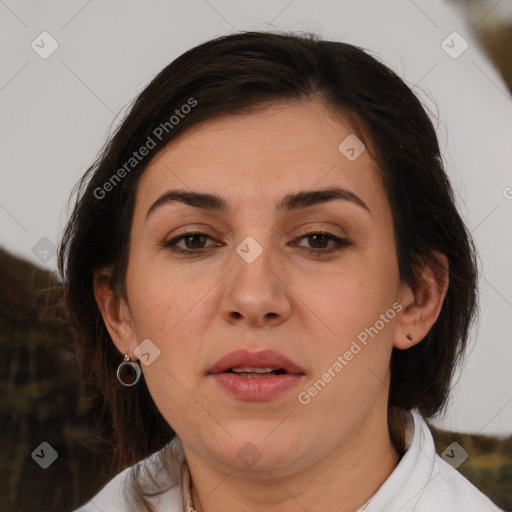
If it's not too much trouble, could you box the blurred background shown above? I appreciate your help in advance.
[1,1,511,510]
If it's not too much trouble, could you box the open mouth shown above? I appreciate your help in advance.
[225,366,288,378]
[207,349,305,400]
[207,348,305,376]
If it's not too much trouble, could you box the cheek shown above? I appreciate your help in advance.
[307,278,396,370]
[298,244,399,392]
[296,267,398,410]
[125,256,229,381]
[127,267,207,428]
[304,253,398,337]
[127,251,208,337]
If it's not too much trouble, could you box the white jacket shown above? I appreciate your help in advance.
[73,409,504,511]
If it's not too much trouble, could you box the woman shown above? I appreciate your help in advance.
[59,30,503,512]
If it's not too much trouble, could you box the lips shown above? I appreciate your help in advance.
[207,349,305,376]
[207,349,306,401]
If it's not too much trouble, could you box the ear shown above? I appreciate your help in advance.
[93,266,138,359]
[394,250,449,350]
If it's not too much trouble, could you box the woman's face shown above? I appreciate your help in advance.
[117,101,412,476]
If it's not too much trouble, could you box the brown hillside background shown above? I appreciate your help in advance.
[1,246,511,511]
[0,248,113,511]
[452,0,512,94]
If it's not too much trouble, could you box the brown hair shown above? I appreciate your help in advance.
[58,30,478,510]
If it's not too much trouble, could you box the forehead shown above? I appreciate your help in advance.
[135,101,384,215]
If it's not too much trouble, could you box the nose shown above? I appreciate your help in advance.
[220,240,292,328]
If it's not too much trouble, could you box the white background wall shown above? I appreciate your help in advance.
[1,0,511,435]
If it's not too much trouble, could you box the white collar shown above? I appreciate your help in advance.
[78,408,502,511]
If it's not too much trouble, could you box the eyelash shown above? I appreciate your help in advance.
[163,231,352,256]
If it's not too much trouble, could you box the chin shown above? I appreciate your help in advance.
[208,431,311,476]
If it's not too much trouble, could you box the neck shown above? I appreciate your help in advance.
[185,402,402,512]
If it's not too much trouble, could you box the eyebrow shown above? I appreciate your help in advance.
[145,186,370,219]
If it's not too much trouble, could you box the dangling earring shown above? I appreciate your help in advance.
[116,354,141,386]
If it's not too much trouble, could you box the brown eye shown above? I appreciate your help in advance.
[294,232,352,255]
[307,233,330,249]
[181,234,208,249]
[164,232,218,254]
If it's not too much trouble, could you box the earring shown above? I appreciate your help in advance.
[117,354,141,386]
[406,333,413,341]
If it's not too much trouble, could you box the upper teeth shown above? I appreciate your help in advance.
[231,366,276,373]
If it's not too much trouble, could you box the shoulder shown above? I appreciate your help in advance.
[367,409,504,512]
[402,410,503,512]
[72,465,133,512]
[71,442,184,512]
[426,453,504,511]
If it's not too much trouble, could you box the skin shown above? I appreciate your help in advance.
[94,100,448,512]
